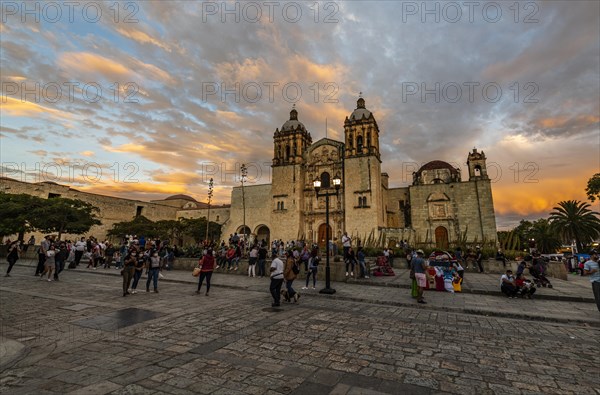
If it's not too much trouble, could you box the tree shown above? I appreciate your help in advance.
[29,198,101,240]
[180,217,221,244]
[511,219,534,249]
[549,200,600,252]
[0,193,46,239]
[155,220,186,244]
[107,216,159,239]
[586,173,600,202]
[528,219,562,254]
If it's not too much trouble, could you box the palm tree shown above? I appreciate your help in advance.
[529,219,562,254]
[549,200,600,252]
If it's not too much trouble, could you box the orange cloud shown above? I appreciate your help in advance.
[79,182,188,196]
[493,177,590,217]
[1,97,73,119]
[115,27,171,52]
[152,171,202,184]
[58,52,132,78]
[536,114,599,129]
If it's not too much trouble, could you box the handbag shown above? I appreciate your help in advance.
[192,267,201,277]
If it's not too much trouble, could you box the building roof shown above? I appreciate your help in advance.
[349,97,372,121]
[416,160,459,175]
[280,107,307,132]
[165,194,198,202]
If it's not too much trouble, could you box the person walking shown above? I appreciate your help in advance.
[476,246,484,273]
[257,244,268,277]
[357,247,369,278]
[283,250,300,303]
[41,244,56,281]
[269,252,285,307]
[146,250,161,293]
[130,251,145,294]
[121,251,136,296]
[53,243,67,281]
[35,236,51,276]
[584,250,600,312]
[412,249,428,304]
[5,240,21,277]
[196,249,216,296]
[302,248,320,289]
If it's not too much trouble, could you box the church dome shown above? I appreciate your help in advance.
[280,107,307,132]
[416,161,459,175]
[349,97,372,121]
[165,194,197,202]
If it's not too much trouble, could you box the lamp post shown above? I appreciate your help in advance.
[313,173,341,295]
[206,178,213,244]
[241,164,248,248]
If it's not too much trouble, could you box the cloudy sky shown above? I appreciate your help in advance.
[1,0,599,229]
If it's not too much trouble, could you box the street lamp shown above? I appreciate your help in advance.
[241,164,248,249]
[313,172,342,295]
[206,178,214,244]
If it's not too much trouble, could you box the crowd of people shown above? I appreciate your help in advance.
[4,235,176,293]
[5,232,599,311]
[194,234,323,306]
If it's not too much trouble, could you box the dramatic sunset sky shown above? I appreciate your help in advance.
[1,1,599,229]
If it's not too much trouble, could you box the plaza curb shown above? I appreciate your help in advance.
[346,278,597,304]
[71,268,600,328]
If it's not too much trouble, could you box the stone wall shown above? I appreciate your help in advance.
[0,178,178,241]
[343,156,384,239]
[220,184,273,242]
[408,179,497,245]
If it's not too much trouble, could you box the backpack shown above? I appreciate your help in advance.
[292,261,300,275]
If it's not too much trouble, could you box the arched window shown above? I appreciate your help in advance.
[348,134,353,149]
[367,132,371,147]
[357,136,363,152]
[320,172,330,188]
[285,146,290,160]
[281,201,284,210]
[474,165,482,176]
[363,197,367,206]
[358,196,362,207]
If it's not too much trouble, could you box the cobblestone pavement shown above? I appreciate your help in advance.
[1,265,599,395]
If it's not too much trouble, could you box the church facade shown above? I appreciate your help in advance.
[221,97,498,248]
[1,97,497,248]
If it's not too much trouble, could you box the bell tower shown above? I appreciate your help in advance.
[467,148,489,180]
[342,94,385,237]
[271,106,312,242]
[343,95,380,160]
[273,105,312,167]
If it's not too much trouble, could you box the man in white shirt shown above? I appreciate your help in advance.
[269,252,285,307]
[500,270,517,298]
[73,237,86,266]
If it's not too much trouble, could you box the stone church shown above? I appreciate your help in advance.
[1,96,497,248]
[221,97,498,248]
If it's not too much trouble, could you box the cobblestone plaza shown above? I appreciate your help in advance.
[1,263,599,395]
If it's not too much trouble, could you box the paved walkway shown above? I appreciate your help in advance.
[1,264,599,395]
[4,260,598,326]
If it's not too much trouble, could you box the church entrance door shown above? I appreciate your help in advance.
[317,223,332,249]
[434,226,449,249]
